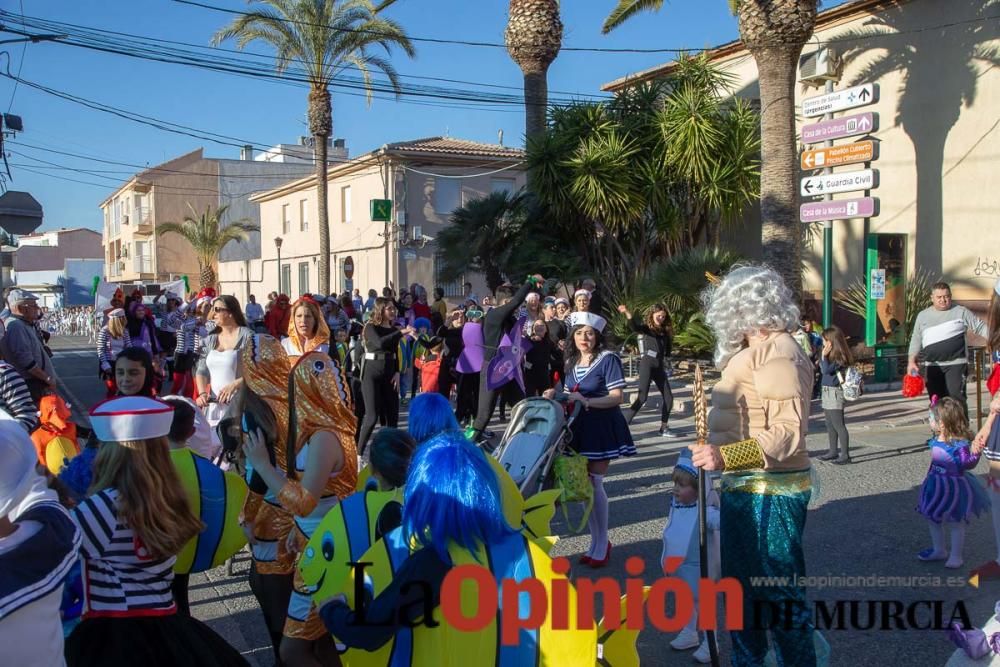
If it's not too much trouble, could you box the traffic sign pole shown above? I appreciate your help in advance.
[822,80,834,329]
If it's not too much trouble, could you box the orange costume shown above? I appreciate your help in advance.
[239,333,358,641]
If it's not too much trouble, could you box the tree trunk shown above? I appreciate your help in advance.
[524,70,548,145]
[200,264,216,290]
[755,43,803,302]
[309,86,333,296]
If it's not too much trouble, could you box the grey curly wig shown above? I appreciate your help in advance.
[701,264,801,369]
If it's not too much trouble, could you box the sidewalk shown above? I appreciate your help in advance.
[626,374,991,432]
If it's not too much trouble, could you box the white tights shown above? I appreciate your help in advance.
[587,473,609,560]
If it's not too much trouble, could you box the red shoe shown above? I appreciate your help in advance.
[588,542,612,569]
[970,560,1000,580]
[578,554,593,565]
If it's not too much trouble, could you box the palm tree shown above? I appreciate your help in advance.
[213,0,415,295]
[603,0,818,300]
[436,191,524,295]
[505,0,563,146]
[157,204,259,289]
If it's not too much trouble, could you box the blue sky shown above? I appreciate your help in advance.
[1,0,851,232]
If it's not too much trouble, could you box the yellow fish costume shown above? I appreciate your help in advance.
[170,448,248,574]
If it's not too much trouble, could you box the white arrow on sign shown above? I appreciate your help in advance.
[800,169,878,197]
[802,84,879,118]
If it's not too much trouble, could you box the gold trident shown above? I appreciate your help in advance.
[694,364,708,446]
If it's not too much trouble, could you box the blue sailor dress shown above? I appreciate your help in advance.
[566,351,636,460]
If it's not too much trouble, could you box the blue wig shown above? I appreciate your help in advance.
[58,446,98,500]
[413,317,431,332]
[407,392,459,444]
[402,431,514,565]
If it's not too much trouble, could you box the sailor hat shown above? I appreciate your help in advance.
[90,396,175,443]
[573,289,592,299]
[568,311,607,333]
[674,447,697,478]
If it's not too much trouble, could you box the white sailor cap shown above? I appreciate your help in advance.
[573,289,592,300]
[568,311,607,333]
[89,396,175,443]
[108,308,125,318]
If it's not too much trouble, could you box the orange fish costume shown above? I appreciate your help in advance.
[31,395,80,474]
[241,334,359,642]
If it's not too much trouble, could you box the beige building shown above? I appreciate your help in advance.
[603,0,1000,312]
[218,137,526,304]
[99,146,318,292]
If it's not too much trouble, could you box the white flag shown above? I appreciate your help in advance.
[94,279,121,312]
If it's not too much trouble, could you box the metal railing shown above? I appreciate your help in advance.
[133,256,153,274]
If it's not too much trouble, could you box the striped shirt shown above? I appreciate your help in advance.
[0,361,39,431]
[72,489,177,617]
[160,309,185,334]
[97,327,131,368]
[175,319,206,356]
[908,305,987,367]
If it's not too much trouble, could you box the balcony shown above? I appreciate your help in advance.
[130,206,154,234]
[133,255,153,276]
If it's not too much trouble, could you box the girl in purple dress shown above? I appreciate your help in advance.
[917,396,989,569]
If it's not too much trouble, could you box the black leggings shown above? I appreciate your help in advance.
[170,573,190,617]
[358,367,399,455]
[455,372,480,423]
[248,564,294,667]
[629,362,673,423]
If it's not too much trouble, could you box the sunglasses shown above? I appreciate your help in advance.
[213,306,230,313]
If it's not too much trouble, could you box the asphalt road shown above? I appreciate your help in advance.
[50,336,993,666]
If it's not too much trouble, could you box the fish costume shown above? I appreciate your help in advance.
[30,395,80,474]
[170,447,249,575]
[283,350,359,640]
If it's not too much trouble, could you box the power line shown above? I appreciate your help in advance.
[5,0,26,113]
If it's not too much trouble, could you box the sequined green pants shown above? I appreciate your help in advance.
[721,486,815,667]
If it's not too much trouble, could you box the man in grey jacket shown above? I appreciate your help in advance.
[907,282,987,415]
[0,290,57,404]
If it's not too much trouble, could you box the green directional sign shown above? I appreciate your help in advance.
[370,199,392,222]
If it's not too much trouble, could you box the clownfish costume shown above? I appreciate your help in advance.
[30,395,80,474]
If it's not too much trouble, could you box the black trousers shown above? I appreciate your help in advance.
[358,366,399,454]
[170,573,190,617]
[248,565,294,667]
[629,362,673,423]
[926,363,968,416]
[473,373,525,434]
[455,372,480,423]
[438,358,456,400]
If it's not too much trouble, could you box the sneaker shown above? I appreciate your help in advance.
[693,638,716,664]
[917,548,948,562]
[659,427,682,439]
[670,627,700,651]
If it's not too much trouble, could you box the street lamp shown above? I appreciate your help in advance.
[274,237,283,294]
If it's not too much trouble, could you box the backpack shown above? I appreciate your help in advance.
[552,452,593,534]
[838,366,865,402]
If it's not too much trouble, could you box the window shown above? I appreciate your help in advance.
[491,178,516,196]
[341,186,351,223]
[280,264,291,296]
[298,262,309,295]
[433,249,464,297]
[299,199,309,232]
[282,203,290,234]
[434,178,461,215]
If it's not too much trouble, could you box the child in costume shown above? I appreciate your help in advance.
[662,448,720,664]
[0,417,82,667]
[368,428,416,538]
[414,335,444,395]
[917,396,989,569]
[407,391,460,444]
[163,397,247,617]
[113,346,157,397]
[65,396,248,667]
[97,308,131,397]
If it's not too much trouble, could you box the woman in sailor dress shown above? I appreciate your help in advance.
[544,311,635,567]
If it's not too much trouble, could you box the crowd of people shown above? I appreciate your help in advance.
[0,267,999,667]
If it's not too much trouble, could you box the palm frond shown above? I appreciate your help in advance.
[602,0,664,34]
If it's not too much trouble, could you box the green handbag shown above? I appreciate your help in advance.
[552,452,593,534]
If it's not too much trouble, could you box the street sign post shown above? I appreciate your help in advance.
[801,140,876,170]
[800,197,879,223]
[800,169,878,197]
[802,83,878,117]
[801,112,878,144]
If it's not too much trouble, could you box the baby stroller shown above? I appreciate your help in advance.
[492,395,581,496]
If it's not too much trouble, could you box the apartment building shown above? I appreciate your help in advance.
[99,142,328,292]
[12,227,103,307]
[217,136,526,304]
